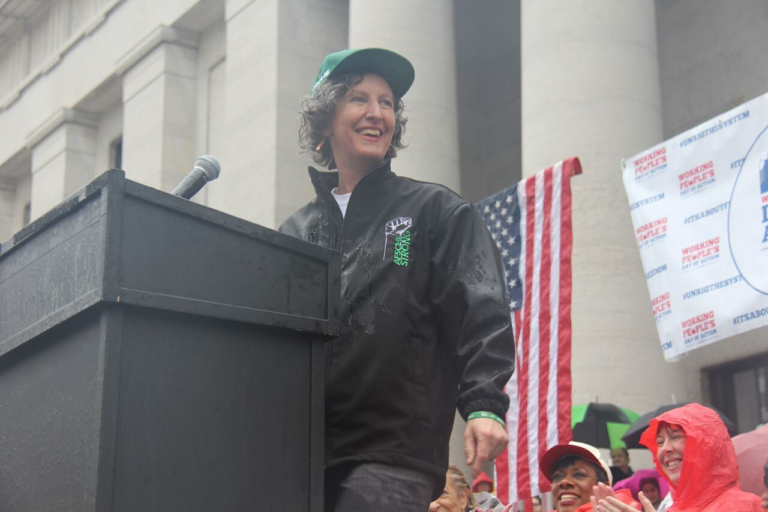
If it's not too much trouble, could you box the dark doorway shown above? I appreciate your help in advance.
[707,351,768,434]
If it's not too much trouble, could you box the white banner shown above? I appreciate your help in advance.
[622,93,768,361]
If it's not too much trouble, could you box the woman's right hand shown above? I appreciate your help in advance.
[591,491,657,512]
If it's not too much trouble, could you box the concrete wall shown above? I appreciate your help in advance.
[349,0,462,192]
[0,0,120,101]
[223,0,346,227]
[274,0,349,226]
[0,0,203,170]
[120,33,199,195]
[656,0,768,138]
[0,0,216,227]
[455,0,521,203]
[94,103,123,174]
[29,109,99,219]
[193,20,226,208]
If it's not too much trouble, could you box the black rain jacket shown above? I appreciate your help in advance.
[279,162,515,483]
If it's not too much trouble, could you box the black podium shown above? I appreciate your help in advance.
[0,170,339,511]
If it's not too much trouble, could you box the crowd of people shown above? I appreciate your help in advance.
[427,404,766,512]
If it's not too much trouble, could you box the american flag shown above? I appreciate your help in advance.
[476,157,581,508]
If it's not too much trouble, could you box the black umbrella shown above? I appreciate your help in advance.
[621,402,738,449]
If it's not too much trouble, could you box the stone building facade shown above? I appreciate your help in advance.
[0,0,766,475]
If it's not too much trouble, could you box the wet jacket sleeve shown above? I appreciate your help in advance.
[429,201,515,420]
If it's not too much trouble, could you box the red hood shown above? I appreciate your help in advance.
[640,403,761,511]
[472,471,493,492]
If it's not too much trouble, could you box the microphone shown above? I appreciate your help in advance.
[171,155,221,199]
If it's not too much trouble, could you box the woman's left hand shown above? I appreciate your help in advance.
[590,483,656,512]
[464,418,508,478]
[591,483,617,503]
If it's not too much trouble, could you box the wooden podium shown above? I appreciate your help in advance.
[0,170,338,511]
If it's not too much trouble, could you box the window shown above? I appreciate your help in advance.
[708,352,768,434]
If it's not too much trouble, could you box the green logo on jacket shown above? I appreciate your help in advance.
[384,217,413,266]
[394,231,411,266]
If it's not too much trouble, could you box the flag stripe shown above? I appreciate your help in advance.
[515,179,533,496]
[497,309,523,504]
[536,168,554,494]
[495,420,510,503]
[546,162,563,456]
[507,309,524,503]
[526,173,543,494]
[557,160,579,443]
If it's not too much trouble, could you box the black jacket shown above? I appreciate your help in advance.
[279,162,515,481]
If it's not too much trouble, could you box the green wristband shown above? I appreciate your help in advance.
[468,411,505,428]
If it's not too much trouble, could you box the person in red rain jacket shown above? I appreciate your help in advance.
[473,472,494,494]
[637,403,762,512]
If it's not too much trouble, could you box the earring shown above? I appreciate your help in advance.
[315,139,326,152]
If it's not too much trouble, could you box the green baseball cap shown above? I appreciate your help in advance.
[311,48,415,99]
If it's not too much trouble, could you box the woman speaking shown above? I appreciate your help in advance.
[280,48,515,511]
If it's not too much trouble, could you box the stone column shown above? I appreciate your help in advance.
[223,0,279,226]
[117,27,198,195]
[225,0,348,227]
[521,0,689,414]
[348,0,461,192]
[27,109,98,221]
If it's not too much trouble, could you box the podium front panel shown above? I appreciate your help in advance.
[110,307,318,511]
[0,309,104,511]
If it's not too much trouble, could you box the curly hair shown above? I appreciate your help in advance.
[446,464,479,511]
[298,71,408,170]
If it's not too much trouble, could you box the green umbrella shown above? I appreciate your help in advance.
[572,404,639,427]
[571,403,639,449]
[623,409,640,424]
[606,422,632,449]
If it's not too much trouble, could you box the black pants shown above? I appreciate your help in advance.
[325,462,437,512]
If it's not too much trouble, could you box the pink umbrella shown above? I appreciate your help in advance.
[613,468,669,502]
[732,424,768,496]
